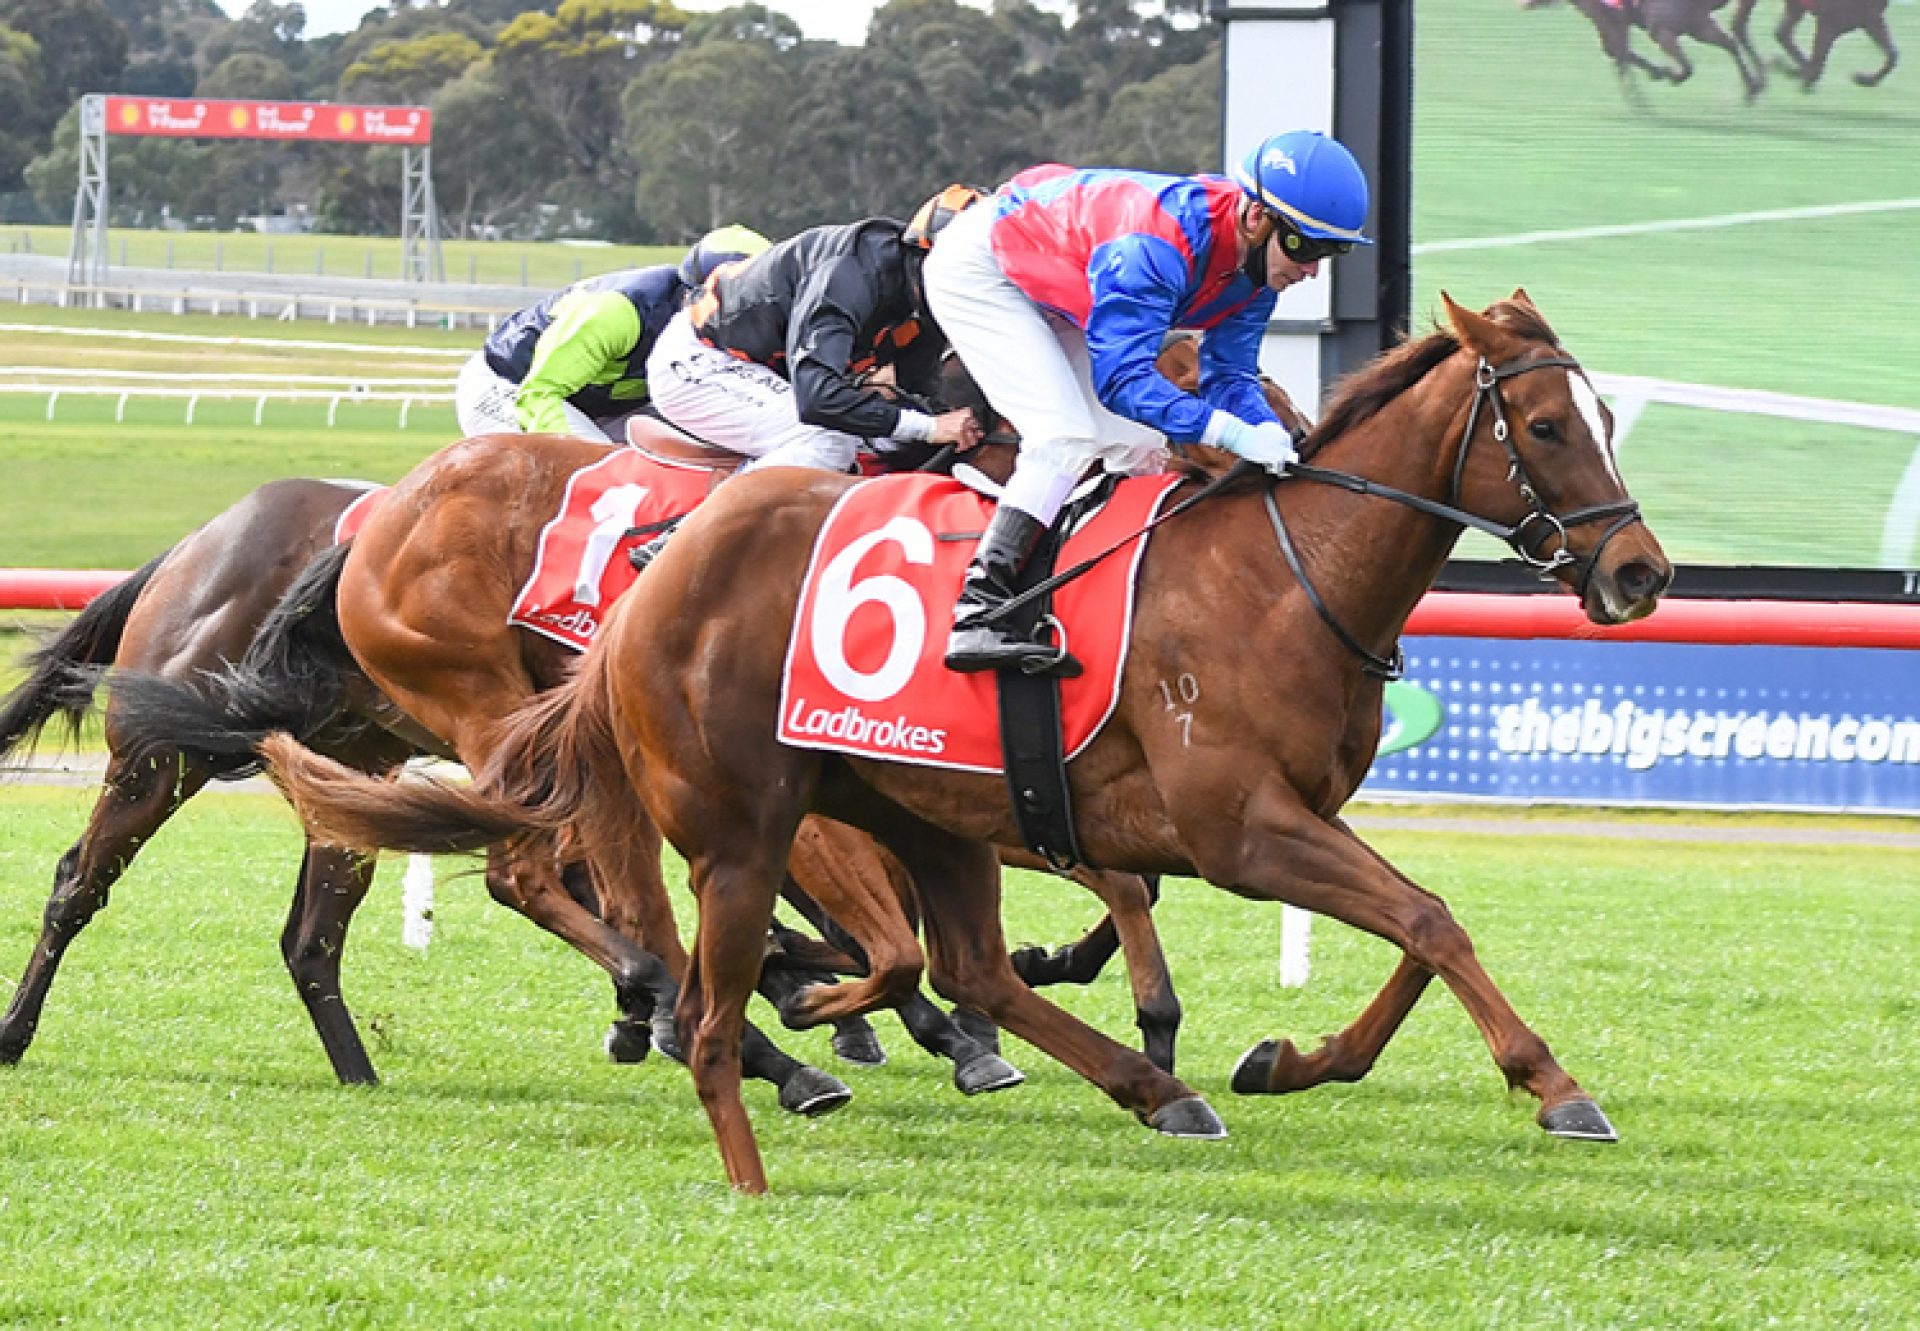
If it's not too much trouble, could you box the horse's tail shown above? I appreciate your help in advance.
[0,550,167,763]
[262,645,629,859]
[107,542,363,776]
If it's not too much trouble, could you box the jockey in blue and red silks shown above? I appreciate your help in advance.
[924,130,1373,675]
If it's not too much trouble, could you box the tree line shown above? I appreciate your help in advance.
[0,0,1218,242]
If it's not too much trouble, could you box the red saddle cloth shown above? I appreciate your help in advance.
[507,446,724,649]
[332,485,387,545]
[778,471,1182,774]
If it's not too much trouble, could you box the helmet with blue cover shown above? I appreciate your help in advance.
[1231,130,1372,262]
[678,223,772,289]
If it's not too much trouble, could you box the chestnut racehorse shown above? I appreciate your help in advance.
[110,343,1290,1086]
[259,292,1673,1191]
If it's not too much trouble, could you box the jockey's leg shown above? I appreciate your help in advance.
[633,312,858,571]
[454,351,523,437]
[924,202,1104,676]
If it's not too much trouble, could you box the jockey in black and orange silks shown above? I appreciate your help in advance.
[643,199,986,478]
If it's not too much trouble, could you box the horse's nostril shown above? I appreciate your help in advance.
[1616,560,1668,603]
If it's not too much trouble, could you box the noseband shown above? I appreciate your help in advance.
[1267,352,1646,679]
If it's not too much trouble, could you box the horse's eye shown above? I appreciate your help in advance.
[1528,419,1560,443]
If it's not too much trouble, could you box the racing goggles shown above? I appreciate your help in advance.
[1275,220,1354,265]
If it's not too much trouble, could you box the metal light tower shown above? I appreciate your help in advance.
[67,94,109,288]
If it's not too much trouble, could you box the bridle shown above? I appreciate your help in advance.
[1267,351,1646,679]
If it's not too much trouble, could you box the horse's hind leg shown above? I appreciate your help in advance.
[0,752,209,1064]
[483,840,677,1064]
[886,820,1221,1139]
[772,822,1022,1095]
[581,814,852,1116]
[1694,17,1766,97]
[280,840,380,1084]
[1854,19,1898,86]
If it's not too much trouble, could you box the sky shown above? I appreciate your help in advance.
[214,1,995,45]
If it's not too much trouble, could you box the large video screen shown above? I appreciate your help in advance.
[1410,1,1917,574]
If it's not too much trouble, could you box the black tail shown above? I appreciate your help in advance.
[108,542,366,777]
[0,550,168,763]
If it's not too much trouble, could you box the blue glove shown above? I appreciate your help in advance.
[1210,415,1298,475]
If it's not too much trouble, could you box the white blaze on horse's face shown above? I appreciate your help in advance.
[1566,368,1624,489]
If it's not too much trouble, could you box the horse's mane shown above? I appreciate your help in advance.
[1298,298,1561,463]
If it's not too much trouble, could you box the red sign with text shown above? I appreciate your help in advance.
[102,97,431,145]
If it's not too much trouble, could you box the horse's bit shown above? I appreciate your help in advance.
[1267,352,1647,679]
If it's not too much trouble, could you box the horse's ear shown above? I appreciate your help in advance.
[1509,286,1540,313]
[1443,291,1525,362]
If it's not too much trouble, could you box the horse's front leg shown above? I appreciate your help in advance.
[1063,869,1181,1074]
[1189,794,1615,1142]
[1801,19,1842,87]
[1853,18,1897,86]
[1774,9,1813,79]
[1647,30,1696,82]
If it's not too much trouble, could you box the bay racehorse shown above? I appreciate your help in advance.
[4,479,863,1100]
[256,292,1674,1191]
[1735,0,1897,88]
[0,480,413,1081]
[1537,0,1768,99]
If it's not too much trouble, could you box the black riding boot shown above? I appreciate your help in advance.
[944,505,1080,676]
[626,517,682,573]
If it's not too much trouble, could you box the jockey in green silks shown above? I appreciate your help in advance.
[454,223,772,444]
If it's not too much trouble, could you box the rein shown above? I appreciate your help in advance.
[972,459,1259,628]
[1268,352,1646,679]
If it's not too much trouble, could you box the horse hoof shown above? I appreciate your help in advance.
[953,1051,1025,1096]
[1539,1098,1619,1143]
[779,1067,853,1117]
[831,1024,888,1066]
[650,1014,686,1064]
[949,1006,1000,1054]
[604,1018,651,1065]
[1230,1038,1282,1094]
[1147,1097,1227,1139]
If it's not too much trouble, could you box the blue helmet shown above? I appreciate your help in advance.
[1231,131,1372,246]
[677,223,772,288]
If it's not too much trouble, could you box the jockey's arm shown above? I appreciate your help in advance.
[514,290,642,434]
[786,261,936,442]
[1195,296,1286,432]
[1086,235,1261,445]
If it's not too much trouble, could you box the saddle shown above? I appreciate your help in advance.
[626,415,748,473]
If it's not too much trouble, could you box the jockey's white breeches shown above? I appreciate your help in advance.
[645,312,861,473]
[454,351,612,443]
[923,201,1165,525]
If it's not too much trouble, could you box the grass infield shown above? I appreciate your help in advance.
[0,789,1916,1327]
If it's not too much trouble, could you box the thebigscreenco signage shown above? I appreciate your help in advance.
[1365,637,1920,813]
